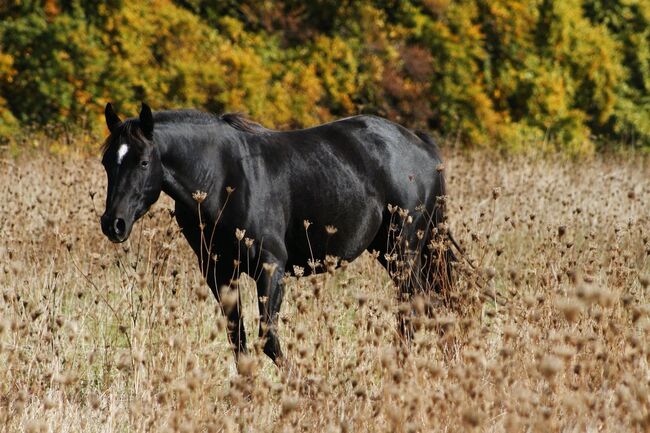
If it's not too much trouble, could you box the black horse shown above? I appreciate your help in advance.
[100,103,454,364]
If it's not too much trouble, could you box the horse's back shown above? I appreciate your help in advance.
[245,115,444,269]
[302,115,443,208]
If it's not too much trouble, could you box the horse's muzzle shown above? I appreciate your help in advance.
[100,213,130,243]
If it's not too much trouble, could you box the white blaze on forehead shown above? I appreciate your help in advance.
[116,144,129,165]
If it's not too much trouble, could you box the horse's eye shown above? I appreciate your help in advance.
[141,160,149,168]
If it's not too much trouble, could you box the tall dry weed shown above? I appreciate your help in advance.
[0,152,648,432]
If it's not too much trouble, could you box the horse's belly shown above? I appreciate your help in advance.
[285,198,383,270]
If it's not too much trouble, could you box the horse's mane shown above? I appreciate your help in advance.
[155,109,270,134]
[219,112,271,134]
[101,110,270,155]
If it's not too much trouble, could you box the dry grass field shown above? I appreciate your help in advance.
[1,151,649,432]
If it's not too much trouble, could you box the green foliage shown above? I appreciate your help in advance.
[0,50,17,137]
[0,0,648,153]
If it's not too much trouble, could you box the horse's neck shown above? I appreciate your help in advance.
[157,124,233,213]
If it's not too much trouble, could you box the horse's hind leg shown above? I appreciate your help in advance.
[367,213,419,347]
[418,220,456,303]
[369,211,454,348]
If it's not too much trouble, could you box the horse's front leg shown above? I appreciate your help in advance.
[205,264,248,361]
[176,206,248,361]
[255,250,286,364]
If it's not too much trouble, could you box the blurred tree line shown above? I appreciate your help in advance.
[0,0,649,153]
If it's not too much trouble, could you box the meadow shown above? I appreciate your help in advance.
[0,150,649,432]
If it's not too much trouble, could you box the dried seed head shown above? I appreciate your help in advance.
[281,396,299,416]
[235,228,245,241]
[237,355,256,377]
[195,286,210,301]
[25,420,47,433]
[220,287,239,314]
[556,299,583,323]
[503,324,517,340]
[43,397,56,410]
[307,258,321,271]
[461,407,483,427]
[639,275,649,289]
[325,225,338,235]
[553,345,576,360]
[192,190,207,203]
[263,262,278,276]
[538,355,562,380]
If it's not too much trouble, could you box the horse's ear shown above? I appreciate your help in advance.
[139,102,154,140]
[105,103,121,133]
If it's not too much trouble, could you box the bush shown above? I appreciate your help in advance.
[0,0,648,153]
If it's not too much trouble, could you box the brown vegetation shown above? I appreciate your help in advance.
[0,151,649,432]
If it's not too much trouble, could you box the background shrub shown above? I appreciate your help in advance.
[0,0,648,153]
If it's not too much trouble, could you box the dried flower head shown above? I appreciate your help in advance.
[192,190,207,203]
[263,262,278,276]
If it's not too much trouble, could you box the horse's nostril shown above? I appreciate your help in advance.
[114,218,126,236]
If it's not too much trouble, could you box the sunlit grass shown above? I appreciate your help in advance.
[1,151,649,432]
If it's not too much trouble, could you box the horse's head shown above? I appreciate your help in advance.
[100,102,163,243]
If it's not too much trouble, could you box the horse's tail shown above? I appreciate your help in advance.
[414,130,457,292]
